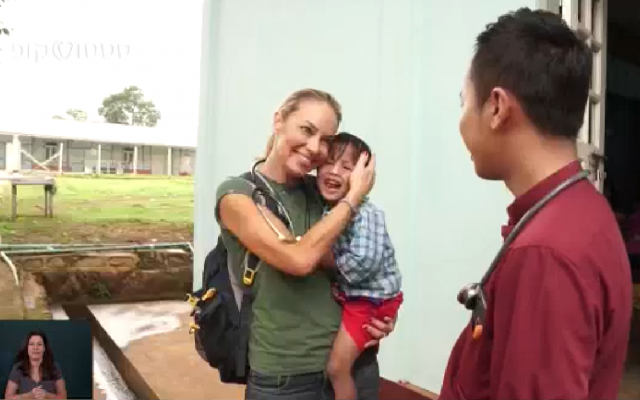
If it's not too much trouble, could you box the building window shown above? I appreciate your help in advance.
[44,143,58,160]
[123,148,134,164]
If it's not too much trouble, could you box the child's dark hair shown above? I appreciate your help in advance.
[329,132,371,165]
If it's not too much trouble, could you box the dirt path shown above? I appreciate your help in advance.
[0,261,23,319]
[124,313,245,399]
[3,221,192,244]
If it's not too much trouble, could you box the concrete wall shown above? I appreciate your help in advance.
[0,249,193,320]
[194,0,535,392]
[0,134,195,175]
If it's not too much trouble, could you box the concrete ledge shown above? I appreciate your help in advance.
[0,249,193,319]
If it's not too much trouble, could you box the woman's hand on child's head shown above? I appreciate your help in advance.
[347,152,376,206]
[362,316,396,348]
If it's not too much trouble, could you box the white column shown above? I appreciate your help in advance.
[58,142,64,174]
[133,145,138,174]
[167,147,172,175]
[97,144,102,174]
[193,0,221,290]
[7,135,21,172]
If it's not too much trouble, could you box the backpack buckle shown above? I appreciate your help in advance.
[185,293,199,308]
[243,264,260,286]
[202,288,217,301]
[188,321,200,334]
[243,268,256,286]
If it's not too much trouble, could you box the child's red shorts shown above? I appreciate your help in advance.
[334,290,404,351]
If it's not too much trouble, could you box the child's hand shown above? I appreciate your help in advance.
[332,284,346,302]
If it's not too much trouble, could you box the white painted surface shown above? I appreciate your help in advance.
[194,0,533,392]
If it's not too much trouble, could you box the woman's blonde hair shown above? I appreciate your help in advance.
[262,89,342,159]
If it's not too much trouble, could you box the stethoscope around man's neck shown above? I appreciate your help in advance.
[457,168,591,340]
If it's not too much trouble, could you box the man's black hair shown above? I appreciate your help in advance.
[329,132,372,165]
[471,7,592,139]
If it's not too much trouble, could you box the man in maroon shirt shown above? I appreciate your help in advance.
[440,8,633,400]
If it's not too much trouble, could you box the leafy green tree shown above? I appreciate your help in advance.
[98,86,161,127]
[66,109,88,121]
[0,0,10,36]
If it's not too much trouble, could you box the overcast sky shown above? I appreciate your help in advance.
[0,0,204,139]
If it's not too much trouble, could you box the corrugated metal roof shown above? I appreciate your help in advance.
[0,119,196,148]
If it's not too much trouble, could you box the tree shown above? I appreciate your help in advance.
[66,109,87,122]
[0,0,10,36]
[98,86,161,127]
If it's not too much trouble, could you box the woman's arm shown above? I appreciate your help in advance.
[220,153,375,276]
[221,191,354,276]
[4,382,37,400]
[43,380,66,399]
[4,381,22,399]
[320,250,336,269]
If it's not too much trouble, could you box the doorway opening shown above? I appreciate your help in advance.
[602,0,640,398]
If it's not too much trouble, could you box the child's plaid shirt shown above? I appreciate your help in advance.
[327,198,402,299]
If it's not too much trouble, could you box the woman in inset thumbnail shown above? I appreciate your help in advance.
[4,330,67,399]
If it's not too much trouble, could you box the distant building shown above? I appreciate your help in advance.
[0,119,196,175]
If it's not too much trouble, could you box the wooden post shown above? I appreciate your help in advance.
[48,185,53,217]
[43,186,50,217]
[167,147,172,175]
[11,184,17,221]
[58,142,64,174]
[133,146,138,175]
[97,144,102,174]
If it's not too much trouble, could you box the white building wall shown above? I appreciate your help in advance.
[171,149,181,175]
[0,134,192,175]
[151,146,167,174]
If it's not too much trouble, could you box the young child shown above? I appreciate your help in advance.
[318,132,403,400]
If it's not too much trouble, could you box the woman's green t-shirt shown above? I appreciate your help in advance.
[215,175,341,375]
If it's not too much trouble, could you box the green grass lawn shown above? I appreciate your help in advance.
[0,175,194,244]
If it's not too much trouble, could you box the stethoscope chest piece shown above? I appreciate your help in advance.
[457,282,486,340]
[457,283,481,310]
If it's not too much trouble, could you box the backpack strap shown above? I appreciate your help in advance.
[238,171,292,286]
[234,170,292,376]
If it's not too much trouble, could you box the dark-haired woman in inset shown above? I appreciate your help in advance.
[4,330,67,400]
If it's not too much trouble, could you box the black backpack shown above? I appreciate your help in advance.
[187,171,291,384]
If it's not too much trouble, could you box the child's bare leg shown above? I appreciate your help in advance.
[327,323,361,400]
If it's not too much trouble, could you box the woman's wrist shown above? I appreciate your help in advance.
[338,198,357,215]
[345,191,362,208]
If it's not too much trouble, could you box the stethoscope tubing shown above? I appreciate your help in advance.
[250,160,299,242]
[478,168,591,286]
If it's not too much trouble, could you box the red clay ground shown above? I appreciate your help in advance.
[4,221,193,244]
